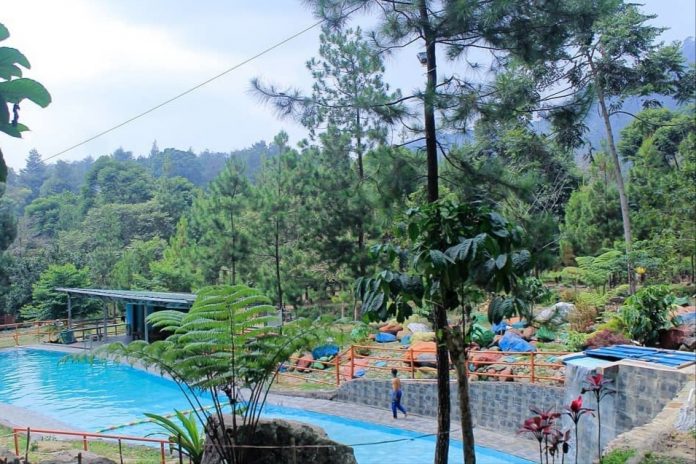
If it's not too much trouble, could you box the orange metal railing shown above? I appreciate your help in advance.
[0,319,125,347]
[12,427,169,464]
[275,343,569,387]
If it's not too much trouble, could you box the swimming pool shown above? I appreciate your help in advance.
[0,348,531,464]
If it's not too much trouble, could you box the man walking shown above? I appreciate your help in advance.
[391,368,407,419]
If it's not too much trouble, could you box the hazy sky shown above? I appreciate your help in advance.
[1,0,694,170]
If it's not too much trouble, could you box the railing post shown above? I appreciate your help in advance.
[335,352,340,387]
[13,429,18,456]
[530,352,536,384]
[83,434,88,451]
[350,345,355,380]
[160,442,166,464]
[409,348,415,379]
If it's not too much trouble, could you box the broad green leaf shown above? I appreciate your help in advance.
[0,121,29,138]
[0,78,51,107]
[429,249,453,267]
[495,254,508,270]
[0,47,30,79]
[0,96,8,124]
[0,24,8,42]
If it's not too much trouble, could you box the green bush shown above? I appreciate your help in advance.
[619,285,679,346]
[564,331,590,352]
[602,448,636,464]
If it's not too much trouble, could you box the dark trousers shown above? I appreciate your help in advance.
[391,389,407,418]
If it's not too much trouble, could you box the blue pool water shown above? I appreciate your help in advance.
[0,348,531,464]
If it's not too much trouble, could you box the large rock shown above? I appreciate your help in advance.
[535,302,575,326]
[296,353,314,372]
[0,448,19,463]
[379,322,403,335]
[39,451,116,464]
[407,322,430,333]
[411,331,436,343]
[202,416,357,464]
[403,341,436,366]
[469,351,503,366]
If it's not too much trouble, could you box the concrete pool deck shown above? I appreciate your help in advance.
[1,345,538,461]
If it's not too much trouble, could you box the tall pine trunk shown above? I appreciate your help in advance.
[589,54,636,294]
[419,2,452,464]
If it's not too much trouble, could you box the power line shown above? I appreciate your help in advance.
[43,14,335,163]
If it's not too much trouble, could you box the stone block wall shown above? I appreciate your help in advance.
[334,378,564,433]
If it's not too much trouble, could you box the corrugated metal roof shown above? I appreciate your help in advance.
[55,287,196,306]
[584,344,696,369]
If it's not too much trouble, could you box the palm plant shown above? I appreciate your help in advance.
[145,410,205,464]
[91,285,321,464]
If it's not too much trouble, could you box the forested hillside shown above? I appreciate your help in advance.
[0,6,693,326]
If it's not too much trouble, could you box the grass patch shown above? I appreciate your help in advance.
[0,424,177,463]
[602,448,636,464]
[640,452,692,464]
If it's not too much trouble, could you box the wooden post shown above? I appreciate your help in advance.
[335,353,340,387]
[13,429,18,456]
[350,345,355,379]
[530,352,536,384]
[409,349,415,379]
[83,433,88,451]
[160,442,166,464]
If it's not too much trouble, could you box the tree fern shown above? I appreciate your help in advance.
[84,285,322,464]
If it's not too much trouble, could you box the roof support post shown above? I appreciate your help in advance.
[103,298,108,342]
[67,294,72,329]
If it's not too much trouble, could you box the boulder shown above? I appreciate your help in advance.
[0,448,19,463]
[379,322,403,335]
[414,352,437,368]
[680,337,696,351]
[340,357,369,380]
[202,416,357,464]
[296,353,313,372]
[403,341,437,366]
[469,351,503,366]
[39,451,116,464]
[499,367,514,382]
[407,322,430,333]
[660,326,692,350]
[535,302,575,326]
[522,326,536,341]
[411,331,436,343]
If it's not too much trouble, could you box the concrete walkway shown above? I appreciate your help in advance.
[1,345,538,462]
[267,391,538,462]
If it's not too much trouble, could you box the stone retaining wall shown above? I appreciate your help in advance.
[334,378,564,433]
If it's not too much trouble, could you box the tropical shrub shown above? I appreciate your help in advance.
[584,329,632,349]
[564,331,590,352]
[90,285,324,464]
[619,285,679,346]
[145,410,205,464]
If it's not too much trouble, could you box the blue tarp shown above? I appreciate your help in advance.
[676,312,696,324]
[491,321,509,334]
[499,331,536,352]
[584,344,695,368]
[311,344,339,360]
[375,332,397,343]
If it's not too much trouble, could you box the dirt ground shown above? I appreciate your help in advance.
[641,430,696,464]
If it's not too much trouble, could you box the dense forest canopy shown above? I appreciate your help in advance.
[0,10,693,322]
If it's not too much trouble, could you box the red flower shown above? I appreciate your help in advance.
[564,395,594,424]
[582,372,615,401]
